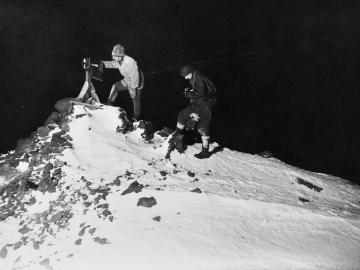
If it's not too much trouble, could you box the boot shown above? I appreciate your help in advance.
[105,100,114,106]
[173,127,183,136]
[194,147,211,159]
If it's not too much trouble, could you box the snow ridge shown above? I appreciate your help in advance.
[0,103,359,270]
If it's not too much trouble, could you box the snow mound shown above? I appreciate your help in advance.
[0,103,359,270]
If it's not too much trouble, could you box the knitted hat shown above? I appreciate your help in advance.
[112,44,125,56]
[180,65,194,77]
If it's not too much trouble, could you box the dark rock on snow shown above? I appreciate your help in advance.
[137,197,157,208]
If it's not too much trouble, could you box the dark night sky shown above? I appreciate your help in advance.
[1,0,359,182]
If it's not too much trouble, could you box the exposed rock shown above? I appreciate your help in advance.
[0,246,7,258]
[191,188,202,193]
[113,178,121,186]
[187,171,195,177]
[258,151,274,158]
[122,181,144,195]
[54,97,75,114]
[37,126,51,138]
[116,111,134,134]
[93,237,109,245]
[13,241,22,250]
[44,111,61,125]
[89,228,96,235]
[156,127,173,137]
[15,138,33,154]
[139,120,154,141]
[18,225,30,235]
[299,197,310,203]
[137,197,157,208]
[297,177,323,192]
[33,241,40,250]
[75,239,82,245]
[165,132,186,159]
[153,216,161,222]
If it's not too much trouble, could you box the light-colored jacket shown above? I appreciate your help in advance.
[102,55,139,89]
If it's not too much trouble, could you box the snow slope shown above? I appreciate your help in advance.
[0,103,359,270]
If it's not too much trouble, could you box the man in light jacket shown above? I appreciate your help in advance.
[102,44,144,120]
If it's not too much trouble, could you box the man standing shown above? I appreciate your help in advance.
[102,44,144,120]
[174,65,216,159]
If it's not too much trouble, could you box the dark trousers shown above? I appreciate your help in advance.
[177,102,211,136]
[108,81,142,119]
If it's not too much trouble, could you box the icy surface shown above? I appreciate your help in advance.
[0,104,359,270]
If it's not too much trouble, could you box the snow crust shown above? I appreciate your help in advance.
[0,104,359,270]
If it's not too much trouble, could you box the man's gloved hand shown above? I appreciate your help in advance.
[129,87,137,99]
[184,88,194,99]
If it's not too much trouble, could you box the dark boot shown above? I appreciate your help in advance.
[194,147,211,159]
[105,100,114,106]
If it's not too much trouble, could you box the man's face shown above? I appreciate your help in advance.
[185,73,192,80]
[112,55,124,62]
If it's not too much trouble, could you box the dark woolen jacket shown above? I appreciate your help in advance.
[184,70,216,104]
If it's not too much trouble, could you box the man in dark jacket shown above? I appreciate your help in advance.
[174,65,216,159]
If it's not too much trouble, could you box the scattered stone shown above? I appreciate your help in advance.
[113,178,121,186]
[157,127,173,137]
[75,113,87,119]
[75,239,82,245]
[191,188,202,193]
[93,237,109,245]
[159,171,167,177]
[78,225,90,237]
[137,197,157,208]
[28,197,37,205]
[187,171,195,177]
[165,132,186,159]
[33,241,40,250]
[79,193,88,201]
[258,151,274,158]
[153,216,161,222]
[173,169,180,174]
[37,126,51,138]
[102,210,111,217]
[13,241,22,250]
[54,97,74,114]
[122,181,144,195]
[299,197,310,203]
[0,246,7,258]
[297,177,323,192]
[139,120,154,141]
[18,225,30,235]
[39,258,51,268]
[44,111,61,125]
[97,203,109,209]
[89,228,96,235]
[192,178,199,182]
[84,202,91,208]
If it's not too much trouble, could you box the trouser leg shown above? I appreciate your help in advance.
[132,88,142,119]
[107,81,127,105]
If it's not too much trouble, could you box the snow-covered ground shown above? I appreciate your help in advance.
[0,103,359,270]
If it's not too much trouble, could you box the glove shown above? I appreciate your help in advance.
[184,88,194,99]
